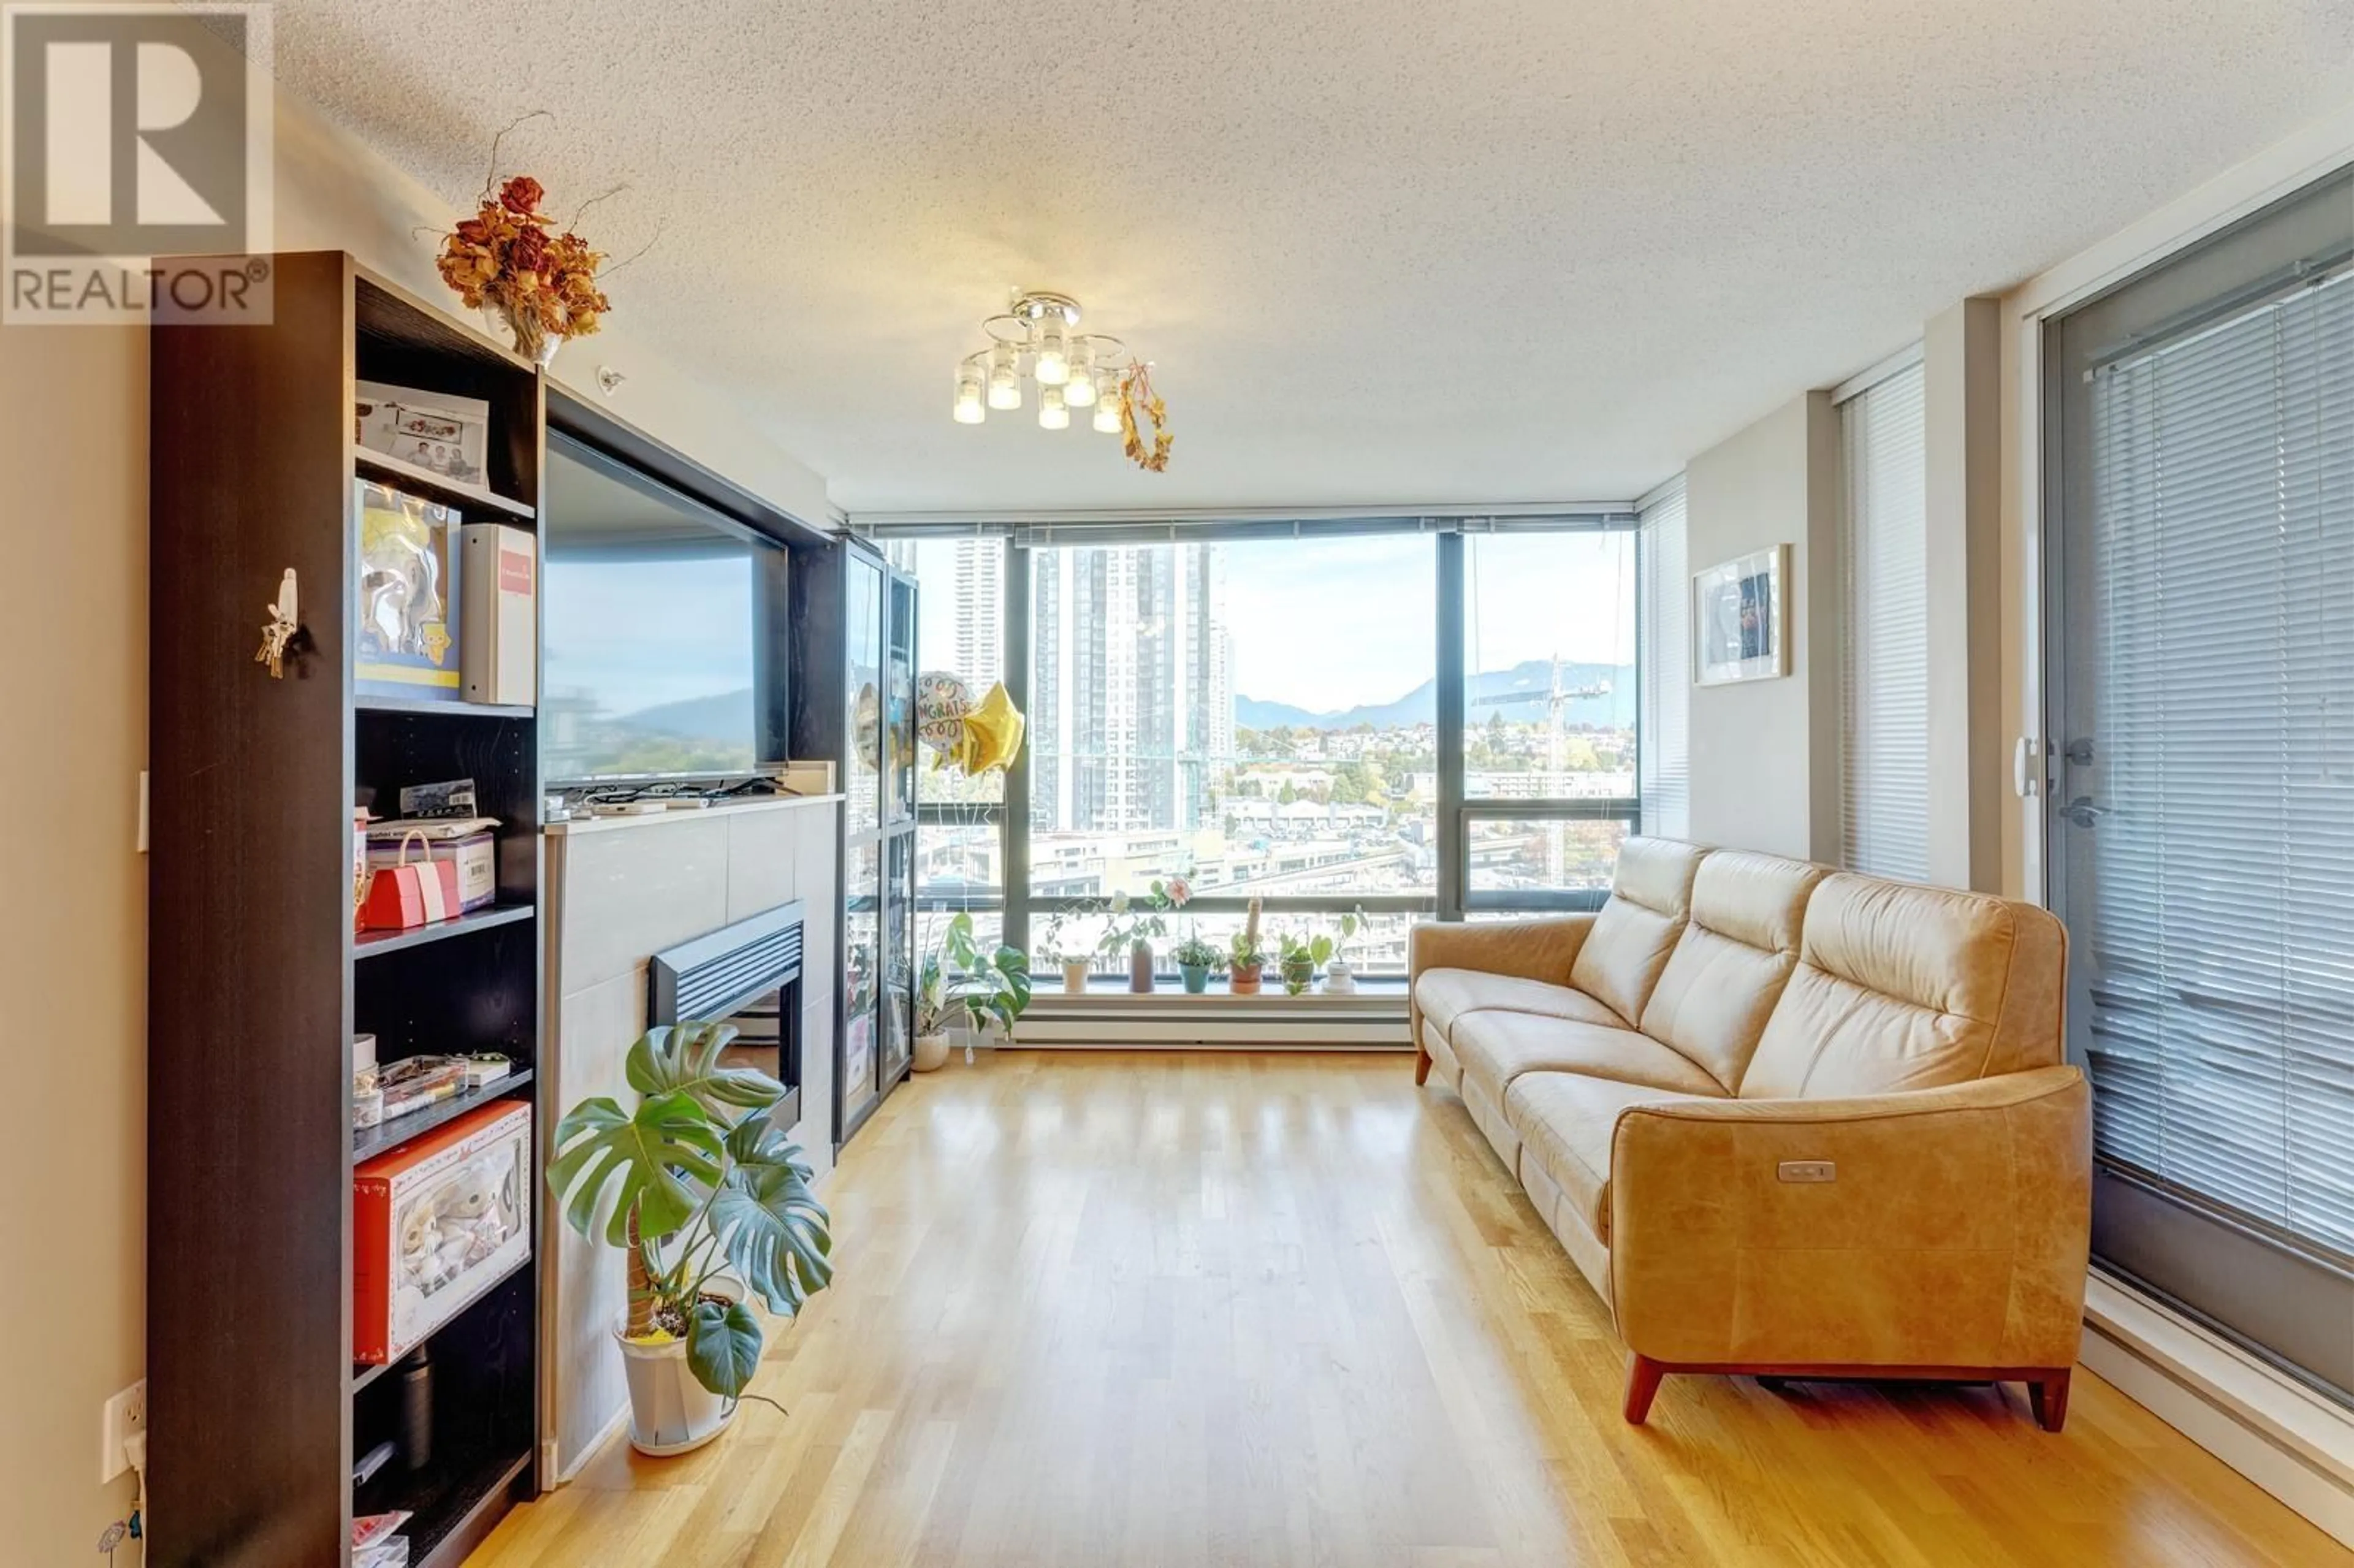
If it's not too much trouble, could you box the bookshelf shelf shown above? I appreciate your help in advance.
[356,693,535,720]
[351,1068,535,1165]
[354,444,536,520]
[354,902,536,960]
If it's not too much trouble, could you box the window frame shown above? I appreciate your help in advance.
[865,512,1644,956]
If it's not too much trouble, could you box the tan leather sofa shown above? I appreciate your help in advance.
[1410,837,2090,1429]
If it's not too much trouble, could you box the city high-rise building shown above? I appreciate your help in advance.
[949,536,1002,688]
[1031,542,1231,834]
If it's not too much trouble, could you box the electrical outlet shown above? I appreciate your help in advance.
[100,1379,146,1484]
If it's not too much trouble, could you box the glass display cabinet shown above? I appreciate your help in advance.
[795,537,916,1149]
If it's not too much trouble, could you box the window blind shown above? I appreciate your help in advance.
[1637,483,1689,838]
[2081,265,2354,1257]
[1838,361,1930,880]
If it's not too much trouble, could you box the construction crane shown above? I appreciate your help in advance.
[1472,654,1610,775]
[1472,655,1612,885]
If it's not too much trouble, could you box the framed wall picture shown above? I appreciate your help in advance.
[1693,544,1789,685]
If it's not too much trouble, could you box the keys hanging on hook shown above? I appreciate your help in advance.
[255,568,301,679]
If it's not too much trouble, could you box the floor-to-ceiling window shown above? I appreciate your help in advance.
[1457,525,1640,913]
[872,513,1639,981]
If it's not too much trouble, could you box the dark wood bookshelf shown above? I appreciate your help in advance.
[354,902,537,959]
[150,252,547,1568]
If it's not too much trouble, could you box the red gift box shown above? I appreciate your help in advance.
[361,829,464,931]
[354,1100,531,1363]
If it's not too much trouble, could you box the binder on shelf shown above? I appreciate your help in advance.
[460,523,536,707]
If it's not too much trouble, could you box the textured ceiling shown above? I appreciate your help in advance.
[259,1,2354,514]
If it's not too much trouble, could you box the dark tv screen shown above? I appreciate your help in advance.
[542,433,772,780]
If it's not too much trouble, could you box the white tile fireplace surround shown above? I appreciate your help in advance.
[539,794,842,1481]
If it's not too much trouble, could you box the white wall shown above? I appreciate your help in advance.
[1683,392,1842,860]
[0,13,835,1558]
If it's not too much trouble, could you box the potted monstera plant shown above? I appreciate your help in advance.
[914,911,1034,1069]
[549,1021,832,1455]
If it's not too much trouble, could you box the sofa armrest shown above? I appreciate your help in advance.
[1407,914,1596,987]
[1607,1067,2091,1370]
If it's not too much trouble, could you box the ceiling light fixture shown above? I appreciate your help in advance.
[953,289,1129,438]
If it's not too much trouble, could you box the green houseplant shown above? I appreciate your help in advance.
[1169,931,1224,994]
[549,1021,832,1454]
[1035,908,1098,994]
[1228,896,1267,995]
[1277,928,1333,995]
[915,911,1034,1068]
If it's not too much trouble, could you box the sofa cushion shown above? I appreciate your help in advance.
[1454,1011,1727,1103]
[1742,873,2070,1098]
[1413,968,1624,1043]
[1504,1071,1717,1244]
[1640,850,1828,1090]
[1567,837,1706,1025]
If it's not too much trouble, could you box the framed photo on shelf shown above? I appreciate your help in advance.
[1693,544,1788,685]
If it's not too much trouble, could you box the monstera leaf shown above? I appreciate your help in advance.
[549,1090,724,1247]
[709,1117,834,1316]
[625,1022,788,1115]
[685,1296,766,1399]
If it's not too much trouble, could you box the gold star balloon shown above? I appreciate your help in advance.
[916,672,1027,777]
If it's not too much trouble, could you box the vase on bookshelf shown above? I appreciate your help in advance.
[486,303,562,368]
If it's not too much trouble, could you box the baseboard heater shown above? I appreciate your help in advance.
[2081,1270,2354,1548]
[1011,989,1412,1049]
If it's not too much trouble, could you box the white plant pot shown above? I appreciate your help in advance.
[1323,962,1357,995]
[913,1031,951,1071]
[615,1311,739,1456]
[1062,959,1091,994]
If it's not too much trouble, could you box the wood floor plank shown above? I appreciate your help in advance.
[470,1051,2350,1568]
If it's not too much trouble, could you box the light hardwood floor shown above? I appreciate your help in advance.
[473,1050,2347,1567]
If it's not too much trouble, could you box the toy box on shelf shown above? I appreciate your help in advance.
[354,1099,531,1364]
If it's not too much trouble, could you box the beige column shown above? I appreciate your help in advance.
[1923,297,2006,891]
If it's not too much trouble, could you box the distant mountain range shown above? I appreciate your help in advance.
[1237,659,1636,732]
[601,660,1638,747]
[614,687,754,742]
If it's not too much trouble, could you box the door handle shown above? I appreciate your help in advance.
[2059,796,2109,829]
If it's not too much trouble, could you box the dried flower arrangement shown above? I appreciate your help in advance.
[1117,360,1172,472]
[435,116,616,363]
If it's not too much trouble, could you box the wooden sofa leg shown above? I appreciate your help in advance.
[1413,1043,1431,1085]
[2028,1369,2072,1433]
[1623,1354,1664,1425]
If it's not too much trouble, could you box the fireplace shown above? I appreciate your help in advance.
[650,899,805,1134]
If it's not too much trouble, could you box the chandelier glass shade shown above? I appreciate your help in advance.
[954,289,1129,432]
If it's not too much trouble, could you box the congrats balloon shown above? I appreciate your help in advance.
[915,671,1027,776]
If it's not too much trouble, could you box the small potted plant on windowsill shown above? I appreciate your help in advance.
[913,911,1034,1070]
[1037,910,1097,994]
[1278,928,1333,996]
[1228,899,1268,995]
[549,1022,832,1456]
[1321,910,1368,995]
[1170,932,1224,994]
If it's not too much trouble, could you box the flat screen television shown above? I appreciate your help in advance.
[541,432,787,782]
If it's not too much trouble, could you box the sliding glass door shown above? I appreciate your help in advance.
[2044,167,2354,1399]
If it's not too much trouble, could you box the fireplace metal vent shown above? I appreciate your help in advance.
[651,900,805,1026]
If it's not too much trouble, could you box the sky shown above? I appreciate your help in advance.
[903,530,1638,715]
